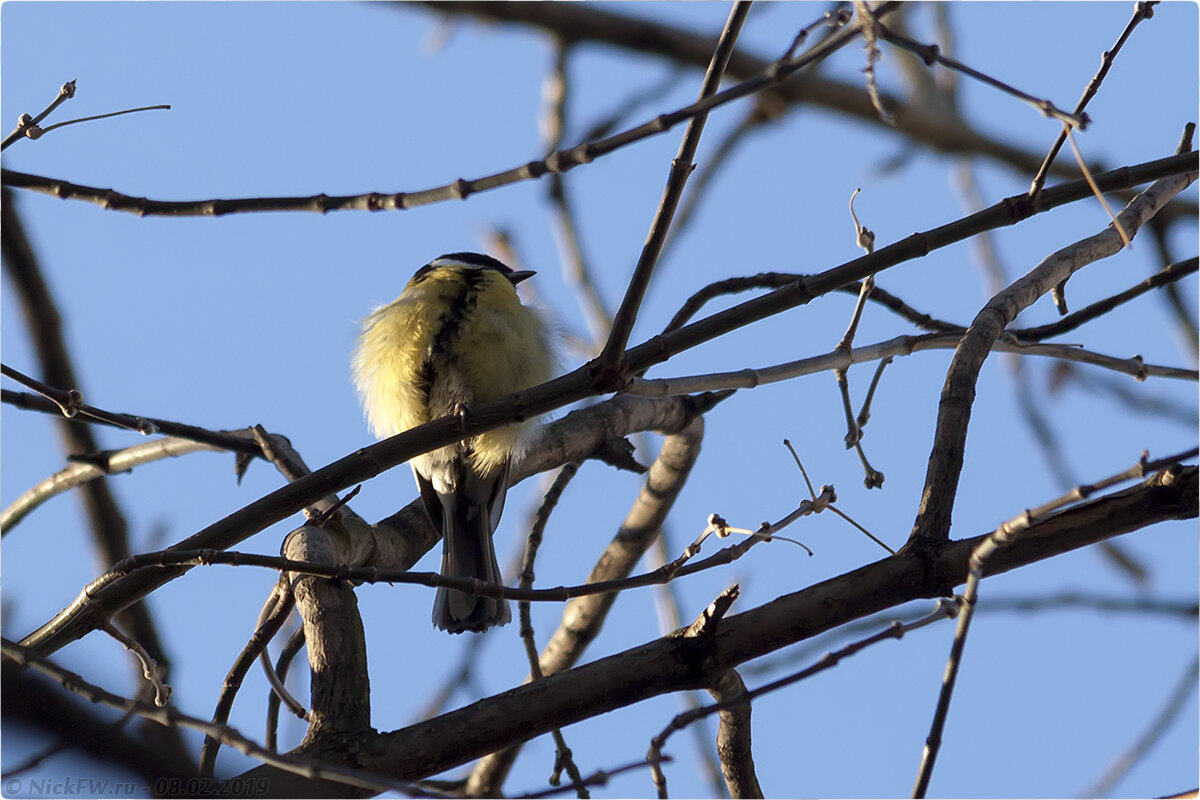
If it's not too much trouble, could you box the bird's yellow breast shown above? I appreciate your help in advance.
[353,266,552,475]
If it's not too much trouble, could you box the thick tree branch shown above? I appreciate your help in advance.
[0,640,405,795]
[283,526,371,744]
[236,464,1197,796]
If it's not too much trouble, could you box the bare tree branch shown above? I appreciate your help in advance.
[911,449,1193,796]
[2,436,222,535]
[425,1,1197,224]
[626,331,1196,397]
[200,578,296,778]
[1,80,76,150]
[595,1,752,379]
[907,168,1196,549]
[236,463,1197,795]
[706,670,763,799]
[1028,1,1160,198]
[0,3,874,224]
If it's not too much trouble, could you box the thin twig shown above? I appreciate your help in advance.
[855,355,893,430]
[2,436,223,535]
[517,464,589,798]
[101,624,172,708]
[1,4,888,219]
[0,389,272,457]
[1,80,76,150]
[1020,258,1197,340]
[542,42,611,350]
[259,639,308,726]
[36,104,171,137]
[782,440,892,553]
[778,6,853,63]
[199,578,295,778]
[834,188,884,487]
[0,363,157,434]
[595,1,752,382]
[662,273,961,336]
[512,756,674,800]
[1063,122,1130,249]
[266,625,307,752]
[1028,2,1160,199]
[874,21,1087,128]
[108,532,774,617]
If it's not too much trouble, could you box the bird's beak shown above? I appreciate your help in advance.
[508,269,536,285]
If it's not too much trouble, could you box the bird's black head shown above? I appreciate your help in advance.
[415,252,535,285]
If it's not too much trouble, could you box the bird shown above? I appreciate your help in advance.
[352,252,554,633]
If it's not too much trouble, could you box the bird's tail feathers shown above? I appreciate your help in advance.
[431,483,511,634]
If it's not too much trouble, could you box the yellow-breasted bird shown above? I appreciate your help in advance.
[353,252,554,633]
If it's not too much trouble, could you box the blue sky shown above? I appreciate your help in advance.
[2,3,1197,798]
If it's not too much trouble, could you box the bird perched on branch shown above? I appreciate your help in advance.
[353,252,554,633]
